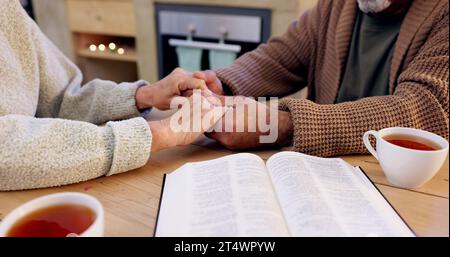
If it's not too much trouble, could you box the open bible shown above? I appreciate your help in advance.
[154,152,414,237]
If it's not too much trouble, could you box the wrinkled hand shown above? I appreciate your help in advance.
[207,97,293,150]
[193,70,225,95]
[149,93,229,152]
[135,68,213,110]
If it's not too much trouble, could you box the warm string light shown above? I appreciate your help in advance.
[98,44,106,52]
[108,42,116,51]
[88,42,125,55]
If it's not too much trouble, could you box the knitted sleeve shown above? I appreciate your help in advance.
[28,9,146,124]
[279,6,449,157]
[215,1,321,97]
[0,1,152,190]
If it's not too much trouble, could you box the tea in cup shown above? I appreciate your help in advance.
[363,127,449,189]
[0,192,104,237]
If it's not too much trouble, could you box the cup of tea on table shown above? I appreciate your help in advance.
[0,192,104,237]
[363,127,449,189]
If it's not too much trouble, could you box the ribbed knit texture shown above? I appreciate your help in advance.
[0,1,152,191]
[216,0,449,157]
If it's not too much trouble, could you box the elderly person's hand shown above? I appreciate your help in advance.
[206,96,293,150]
[148,92,229,152]
[192,70,225,96]
[135,68,213,110]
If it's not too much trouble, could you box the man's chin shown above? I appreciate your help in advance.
[357,0,392,14]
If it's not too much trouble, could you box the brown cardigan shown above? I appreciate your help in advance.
[216,0,449,157]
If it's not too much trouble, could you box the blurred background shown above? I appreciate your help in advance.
[22,0,316,90]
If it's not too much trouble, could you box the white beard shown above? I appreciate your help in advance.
[357,0,392,13]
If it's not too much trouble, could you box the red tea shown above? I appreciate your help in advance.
[383,134,440,151]
[7,204,95,237]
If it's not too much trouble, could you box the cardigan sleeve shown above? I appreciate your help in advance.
[215,2,321,97]
[279,6,449,157]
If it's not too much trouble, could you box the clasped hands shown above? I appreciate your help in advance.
[135,68,293,152]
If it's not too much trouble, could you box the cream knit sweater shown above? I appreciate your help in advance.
[0,1,152,191]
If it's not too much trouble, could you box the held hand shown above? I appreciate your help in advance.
[206,97,293,150]
[149,93,229,152]
[193,70,225,95]
[135,68,213,110]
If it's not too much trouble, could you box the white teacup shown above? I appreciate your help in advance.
[0,192,104,237]
[363,127,449,189]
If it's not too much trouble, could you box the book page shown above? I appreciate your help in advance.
[155,153,289,237]
[266,151,413,237]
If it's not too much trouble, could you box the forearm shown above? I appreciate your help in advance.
[215,6,318,97]
[23,3,147,124]
[57,79,148,124]
[0,115,151,191]
[216,42,307,97]
[279,85,449,157]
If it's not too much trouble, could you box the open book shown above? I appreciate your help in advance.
[155,152,414,237]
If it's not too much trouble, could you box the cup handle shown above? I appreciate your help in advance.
[363,130,380,160]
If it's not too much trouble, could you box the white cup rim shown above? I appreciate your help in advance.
[377,127,449,154]
[0,192,103,237]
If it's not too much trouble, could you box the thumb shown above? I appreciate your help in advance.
[194,70,224,96]
[193,71,207,81]
[178,77,208,92]
[202,70,219,82]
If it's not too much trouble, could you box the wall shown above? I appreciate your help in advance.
[32,0,318,84]
[32,0,74,60]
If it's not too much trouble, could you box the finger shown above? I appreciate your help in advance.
[172,67,191,76]
[205,131,219,140]
[202,70,218,82]
[193,71,207,80]
[200,88,215,97]
[199,95,213,111]
[210,106,231,124]
[205,94,223,107]
[205,94,227,106]
[199,99,231,133]
[171,95,189,109]
[178,77,208,92]
[182,89,194,97]
[195,70,224,94]
[193,70,217,83]
[212,107,233,133]
[204,131,229,144]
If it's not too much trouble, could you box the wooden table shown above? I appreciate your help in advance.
[0,139,448,237]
